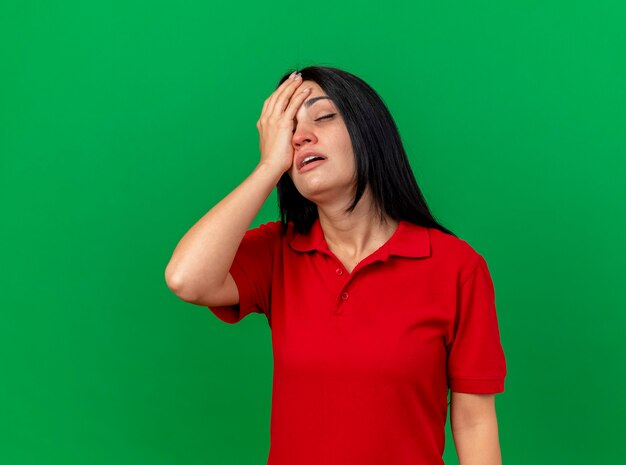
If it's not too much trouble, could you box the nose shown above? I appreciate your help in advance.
[292,125,318,150]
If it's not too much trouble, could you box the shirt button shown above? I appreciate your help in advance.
[336,268,344,276]
[341,292,349,301]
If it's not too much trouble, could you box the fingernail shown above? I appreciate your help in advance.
[289,71,296,79]
[294,72,302,80]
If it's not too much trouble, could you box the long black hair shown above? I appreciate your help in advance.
[275,65,456,238]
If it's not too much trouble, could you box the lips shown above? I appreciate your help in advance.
[296,151,327,172]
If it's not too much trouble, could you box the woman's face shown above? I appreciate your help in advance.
[287,80,356,204]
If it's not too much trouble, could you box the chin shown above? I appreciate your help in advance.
[294,174,330,196]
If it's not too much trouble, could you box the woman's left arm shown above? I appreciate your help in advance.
[450,392,502,465]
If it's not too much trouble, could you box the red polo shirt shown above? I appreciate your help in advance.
[208,217,507,465]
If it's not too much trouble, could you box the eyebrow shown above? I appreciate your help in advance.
[304,96,332,109]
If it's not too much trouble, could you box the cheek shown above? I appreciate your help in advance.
[337,128,354,156]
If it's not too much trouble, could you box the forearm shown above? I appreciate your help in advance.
[165,161,284,298]
[452,419,502,465]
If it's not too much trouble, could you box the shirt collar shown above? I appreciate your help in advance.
[289,217,431,259]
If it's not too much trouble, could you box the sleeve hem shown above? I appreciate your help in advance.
[449,377,505,394]
[207,259,255,324]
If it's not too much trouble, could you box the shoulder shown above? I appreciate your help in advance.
[254,220,284,234]
[427,226,487,283]
[243,220,293,244]
[236,220,284,247]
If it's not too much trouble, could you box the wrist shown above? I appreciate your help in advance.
[253,161,288,186]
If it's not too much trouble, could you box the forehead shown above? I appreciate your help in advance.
[301,79,322,91]
[300,81,334,110]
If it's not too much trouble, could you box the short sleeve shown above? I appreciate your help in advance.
[447,255,507,394]
[208,221,282,324]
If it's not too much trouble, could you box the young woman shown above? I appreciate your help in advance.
[165,66,507,465]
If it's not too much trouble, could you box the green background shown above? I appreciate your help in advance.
[2,0,625,463]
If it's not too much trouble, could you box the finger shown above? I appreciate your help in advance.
[283,86,312,121]
[264,72,296,117]
[272,74,305,116]
[268,72,302,117]
[261,97,270,118]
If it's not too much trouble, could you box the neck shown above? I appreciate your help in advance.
[316,187,399,259]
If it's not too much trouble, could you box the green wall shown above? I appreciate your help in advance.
[2,1,625,464]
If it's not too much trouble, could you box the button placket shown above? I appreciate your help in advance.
[335,265,350,304]
[330,257,357,316]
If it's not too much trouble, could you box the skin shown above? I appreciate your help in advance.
[451,393,502,465]
[286,79,399,274]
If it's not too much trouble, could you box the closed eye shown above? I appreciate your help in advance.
[292,113,337,133]
[316,113,336,121]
